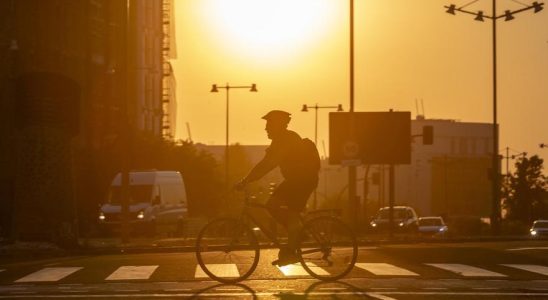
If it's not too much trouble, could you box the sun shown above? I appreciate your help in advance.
[200,0,340,62]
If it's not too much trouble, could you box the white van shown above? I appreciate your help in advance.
[98,171,188,236]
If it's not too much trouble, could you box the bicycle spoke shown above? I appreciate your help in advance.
[196,218,260,283]
[298,216,357,281]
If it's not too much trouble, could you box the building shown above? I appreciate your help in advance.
[375,116,494,218]
[161,0,177,139]
[0,0,174,241]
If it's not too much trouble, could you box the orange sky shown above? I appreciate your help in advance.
[172,0,548,164]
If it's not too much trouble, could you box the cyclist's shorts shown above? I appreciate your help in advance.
[271,178,318,212]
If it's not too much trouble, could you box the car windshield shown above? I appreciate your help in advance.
[419,218,442,226]
[108,185,153,204]
[377,209,408,219]
[533,221,548,229]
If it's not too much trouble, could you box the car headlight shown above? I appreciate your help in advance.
[137,211,144,219]
[531,230,537,236]
[98,212,105,221]
[439,227,446,232]
[370,222,377,227]
[398,222,405,227]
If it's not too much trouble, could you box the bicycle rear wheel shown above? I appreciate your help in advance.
[195,218,259,283]
[297,216,358,281]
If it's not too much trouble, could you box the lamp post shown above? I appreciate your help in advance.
[210,83,257,194]
[301,103,343,210]
[301,104,344,152]
[444,0,544,234]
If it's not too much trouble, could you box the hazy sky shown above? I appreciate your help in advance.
[172,0,548,164]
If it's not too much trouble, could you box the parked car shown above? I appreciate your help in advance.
[98,171,188,236]
[530,220,548,238]
[369,206,419,233]
[418,216,448,238]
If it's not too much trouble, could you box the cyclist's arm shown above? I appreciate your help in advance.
[242,144,286,184]
[242,156,277,184]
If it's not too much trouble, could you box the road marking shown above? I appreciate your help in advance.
[277,263,329,276]
[105,266,158,281]
[194,264,239,278]
[506,247,548,251]
[501,264,548,276]
[365,293,398,300]
[426,264,506,277]
[15,267,82,283]
[355,263,418,276]
[164,289,192,292]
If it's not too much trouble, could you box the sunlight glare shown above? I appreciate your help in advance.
[202,0,338,62]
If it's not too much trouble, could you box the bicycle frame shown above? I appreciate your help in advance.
[239,201,283,248]
[235,191,340,258]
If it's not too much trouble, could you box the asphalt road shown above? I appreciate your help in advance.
[0,240,547,299]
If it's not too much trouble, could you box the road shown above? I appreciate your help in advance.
[0,240,547,299]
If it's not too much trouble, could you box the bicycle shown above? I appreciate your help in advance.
[195,190,358,283]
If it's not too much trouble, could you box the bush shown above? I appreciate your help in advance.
[500,219,529,235]
[446,216,486,236]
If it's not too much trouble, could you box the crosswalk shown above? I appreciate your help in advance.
[1,262,548,283]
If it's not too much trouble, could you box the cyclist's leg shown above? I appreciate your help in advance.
[285,209,301,253]
[285,179,318,257]
[265,193,289,228]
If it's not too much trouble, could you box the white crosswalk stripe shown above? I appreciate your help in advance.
[194,264,240,278]
[277,263,329,276]
[355,263,419,276]
[15,267,82,283]
[6,262,548,282]
[501,264,548,276]
[426,264,506,277]
[105,266,158,281]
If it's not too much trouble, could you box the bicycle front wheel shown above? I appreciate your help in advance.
[297,216,358,281]
[195,218,259,283]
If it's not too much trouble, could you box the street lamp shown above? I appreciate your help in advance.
[301,104,344,149]
[444,0,544,234]
[301,103,343,209]
[210,83,257,193]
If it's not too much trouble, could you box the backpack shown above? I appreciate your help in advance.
[301,138,321,174]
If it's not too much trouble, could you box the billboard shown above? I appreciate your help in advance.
[329,111,411,165]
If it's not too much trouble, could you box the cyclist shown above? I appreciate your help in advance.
[235,110,319,266]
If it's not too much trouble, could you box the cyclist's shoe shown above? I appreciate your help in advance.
[272,248,299,266]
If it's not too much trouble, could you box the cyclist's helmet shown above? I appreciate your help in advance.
[262,110,291,125]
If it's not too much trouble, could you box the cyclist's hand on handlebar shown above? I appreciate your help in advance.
[233,178,248,191]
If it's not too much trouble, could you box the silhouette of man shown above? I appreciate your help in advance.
[235,110,319,266]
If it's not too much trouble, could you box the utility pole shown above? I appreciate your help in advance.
[348,0,358,229]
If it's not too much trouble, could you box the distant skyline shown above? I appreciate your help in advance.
[172,0,548,165]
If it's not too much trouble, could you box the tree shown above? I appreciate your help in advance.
[503,155,548,223]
